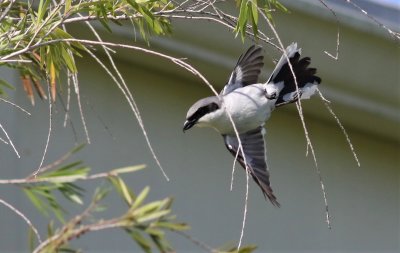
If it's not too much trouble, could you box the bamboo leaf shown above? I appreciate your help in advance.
[238,245,258,253]
[132,186,149,209]
[71,143,86,154]
[132,200,164,216]
[28,227,36,252]
[145,228,164,237]
[156,222,189,231]
[60,190,84,205]
[136,210,171,223]
[109,176,134,205]
[61,46,77,73]
[251,0,258,26]
[130,230,152,253]
[93,187,110,202]
[0,79,15,90]
[135,0,151,3]
[65,0,72,14]
[149,233,171,253]
[110,164,146,175]
[249,1,258,39]
[236,0,249,40]
[118,177,133,205]
[23,188,48,216]
[238,1,248,29]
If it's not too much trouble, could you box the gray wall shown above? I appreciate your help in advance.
[0,2,399,253]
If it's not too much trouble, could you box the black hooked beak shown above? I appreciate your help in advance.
[183,119,196,132]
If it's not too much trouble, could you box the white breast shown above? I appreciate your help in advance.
[198,84,275,135]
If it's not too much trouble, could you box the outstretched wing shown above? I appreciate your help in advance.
[266,43,321,106]
[221,45,264,95]
[223,126,280,207]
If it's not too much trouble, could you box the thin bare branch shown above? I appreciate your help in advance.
[317,0,340,60]
[29,145,80,177]
[31,78,53,177]
[344,0,400,40]
[63,71,72,128]
[237,164,250,250]
[0,197,42,243]
[259,9,332,229]
[72,73,91,144]
[0,97,31,115]
[0,59,32,63]
[317,89,360,167]
[0,121,20,158]
[174,230,218,253]
[0,0,15,23]
[230,147,240,191]
[60,9,279,49]
[0,136,8,144]
[82,19,170,180]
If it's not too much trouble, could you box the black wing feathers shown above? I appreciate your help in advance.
[222,45,264,95]
[223,127,280,207]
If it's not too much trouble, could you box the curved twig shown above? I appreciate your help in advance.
[0,197,42,243]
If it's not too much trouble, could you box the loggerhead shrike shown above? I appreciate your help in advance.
[183,43,321,206]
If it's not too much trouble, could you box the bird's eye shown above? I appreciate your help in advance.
[187,103,219,122]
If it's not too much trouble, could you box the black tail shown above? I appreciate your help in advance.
[267,43,321,107]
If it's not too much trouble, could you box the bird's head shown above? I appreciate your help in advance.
[183,96,221,132]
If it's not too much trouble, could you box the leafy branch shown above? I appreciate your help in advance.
[0,0,287,98]
[0,146,257,253]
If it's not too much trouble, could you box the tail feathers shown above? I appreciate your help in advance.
[249,172,280,207]
[260,182,281,207]
[267,42,321,107]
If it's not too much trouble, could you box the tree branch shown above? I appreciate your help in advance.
[0,197,42,243]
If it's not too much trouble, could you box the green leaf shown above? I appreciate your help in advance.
[249,1,258,39]
[39,161,89,178]
[145,228,164,237]
[93,187,110,203]
[61,46,77,73]
[118,177,133,205]
[236,0,249,39]
[71,143,86,154]
[218,243,258,253]
[132,186,149,209]
[238,245,258,253]
[274,1,288,12]
[250,0,258,25]
[110,164,146,175]
[132,200,165,216]
[136,210,171,223]
[64,192,83,205]
[0,79,15,90]
[28,227,36,252]
[109,176,134,205]
[23,188,48,216]
[129,230,152,253]
[65,0,72,14]
[37,0,52,22]
[47,221,55,237]
[156,222,189,231]
[149,233,171,253]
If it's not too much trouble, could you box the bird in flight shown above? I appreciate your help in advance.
[183,43,321,206]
